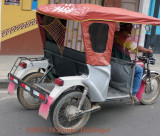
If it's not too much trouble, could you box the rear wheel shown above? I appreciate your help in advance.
[140,73,160,105]
[17,72,51,110]
[50,90,91,134]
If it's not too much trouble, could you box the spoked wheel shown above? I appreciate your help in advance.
[50,90,91,135]
[141,73,160,105]
[17,72,51,110]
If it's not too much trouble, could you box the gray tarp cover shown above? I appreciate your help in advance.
[109,57,135,94]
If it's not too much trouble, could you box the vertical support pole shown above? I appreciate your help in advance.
[0,0,1,50]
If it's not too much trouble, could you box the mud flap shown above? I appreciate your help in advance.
[136,80,145,101]
[8,82,15,95]
[39,96,54,120]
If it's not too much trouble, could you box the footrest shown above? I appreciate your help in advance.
[107,87,130,100]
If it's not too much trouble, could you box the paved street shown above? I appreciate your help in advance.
[0,54,160,136]
[0,88,160,136]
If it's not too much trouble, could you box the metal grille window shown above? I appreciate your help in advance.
[5,0,20,5]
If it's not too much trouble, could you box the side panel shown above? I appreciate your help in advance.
[82,64,111,102]
[81,21,115,66]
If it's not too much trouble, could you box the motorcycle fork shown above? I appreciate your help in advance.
[77,87,88,110]
[145,59,152,92]
[69,88,101,121]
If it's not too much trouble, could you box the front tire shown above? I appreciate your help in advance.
[140,73,160,105]
[50,90,91,134]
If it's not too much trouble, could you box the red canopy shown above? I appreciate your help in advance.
[37,4,160,25]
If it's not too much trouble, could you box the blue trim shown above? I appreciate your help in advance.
[156,4,160,35]
[148,0,156,16]
[32,0,38,11]
[147,0,156,35]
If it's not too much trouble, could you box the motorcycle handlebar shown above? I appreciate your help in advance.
[138,53,156,65]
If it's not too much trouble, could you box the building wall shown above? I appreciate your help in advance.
[138,0,150,47]
[0,0,49,55]
[1,0,48,41]
[105,0,140,11]
[121,0,139,11]
[145,0,160,53]
[105,0,121,7]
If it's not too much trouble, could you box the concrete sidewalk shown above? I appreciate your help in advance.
[0,55,42,88]
[0,54,160,89]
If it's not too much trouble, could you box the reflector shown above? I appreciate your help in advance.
[10,76,14,81]
[21,83,26,88]
[54,78,63,86]
[39,94,45,100]
[19,62,27,68]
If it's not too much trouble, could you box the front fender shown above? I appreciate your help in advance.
[142,71,159,79]
[15,59,49,79]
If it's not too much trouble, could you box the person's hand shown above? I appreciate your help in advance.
[148,49,153,54]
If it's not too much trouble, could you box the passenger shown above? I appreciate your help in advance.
[113,23,152,101]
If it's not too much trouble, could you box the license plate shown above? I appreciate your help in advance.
[8,82,15,95]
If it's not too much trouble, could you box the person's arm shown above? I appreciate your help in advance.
[137,46,153,54]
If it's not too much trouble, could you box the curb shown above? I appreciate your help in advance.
[0,78,9,89]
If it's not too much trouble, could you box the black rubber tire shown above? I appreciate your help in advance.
[50,90,91,135]
[140,73,160,105]
[17,72,50,110]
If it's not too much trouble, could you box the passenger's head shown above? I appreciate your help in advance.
[119,23,133,35]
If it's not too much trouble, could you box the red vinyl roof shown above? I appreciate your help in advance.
[37,4,160,25]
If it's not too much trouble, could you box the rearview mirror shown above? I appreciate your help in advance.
[145,25,151,32]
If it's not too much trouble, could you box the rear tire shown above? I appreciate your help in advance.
[17,72,51,110]
[140,73,160,105]
[50,90,91,134]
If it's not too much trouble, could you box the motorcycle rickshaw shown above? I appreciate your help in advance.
[8,4,160,134]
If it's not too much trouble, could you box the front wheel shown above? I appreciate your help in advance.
[140,73,160,105]
[50,90,91,135]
